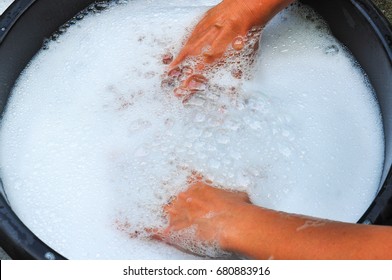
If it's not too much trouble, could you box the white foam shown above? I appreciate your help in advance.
[0,0,384,259]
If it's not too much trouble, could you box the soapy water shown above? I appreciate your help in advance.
[0,0,384,259]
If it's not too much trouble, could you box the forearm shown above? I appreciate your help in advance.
[225,0,295,27]
[221,204,392,259]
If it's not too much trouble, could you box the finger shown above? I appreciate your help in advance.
[236,191,251,203]
[163,203,178,215]
[170,49,191,69]
[164,219,191,233]
[145,227,164,241]
[187,171,203,184]
[170,37,201,68]
[171,23,223,68]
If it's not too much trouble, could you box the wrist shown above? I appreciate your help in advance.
[218,203,266,254]
[222,0,265,27]
[224,0,295,27]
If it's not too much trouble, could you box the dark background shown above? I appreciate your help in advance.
[374,0,392,21]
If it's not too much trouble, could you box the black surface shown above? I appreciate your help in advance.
[0,0,95,260]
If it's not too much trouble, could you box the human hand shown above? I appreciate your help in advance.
[170,0,264,68]
[155,176,253,256]
[162,0,263,102]
[163,0,294,102]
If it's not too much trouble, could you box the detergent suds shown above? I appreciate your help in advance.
[0,0,384,259]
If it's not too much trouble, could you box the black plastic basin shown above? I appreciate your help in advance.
[0,0,392,259]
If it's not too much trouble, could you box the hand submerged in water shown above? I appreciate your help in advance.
[170,0,262,68]
[158,177,252,257]
[153,176,392,260]
[163,0,295,102]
